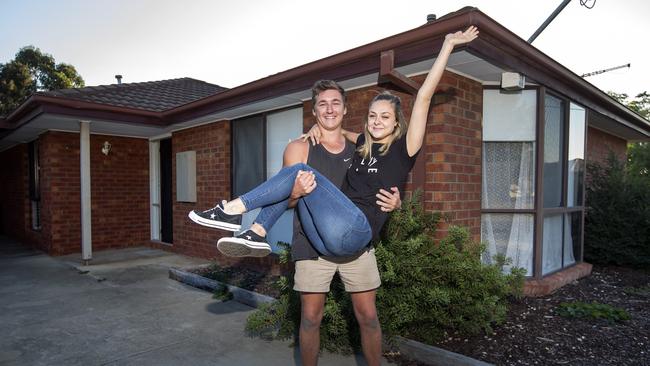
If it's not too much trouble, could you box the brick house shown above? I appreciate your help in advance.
[1,7,648,295]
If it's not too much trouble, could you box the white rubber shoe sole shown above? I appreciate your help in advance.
[217,237,272,257]
[188,211,241,231]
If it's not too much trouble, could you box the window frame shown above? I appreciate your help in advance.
[481,86,588,279]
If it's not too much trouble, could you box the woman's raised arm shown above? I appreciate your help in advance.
[406,26,479,157]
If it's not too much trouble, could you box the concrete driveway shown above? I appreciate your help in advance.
[0,236,385,365]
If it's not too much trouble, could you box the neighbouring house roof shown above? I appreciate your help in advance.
[40,78,226,112]
[1,6,649,150]
[1,78,227,133]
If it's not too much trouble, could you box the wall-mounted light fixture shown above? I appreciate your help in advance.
[101,141,112,156]
[501,72,525,91]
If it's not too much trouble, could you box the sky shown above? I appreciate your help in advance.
[1,0,648,97]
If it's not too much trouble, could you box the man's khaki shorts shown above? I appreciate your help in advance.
[294,248,381,293]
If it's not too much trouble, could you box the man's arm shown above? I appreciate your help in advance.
[283,140,314,208]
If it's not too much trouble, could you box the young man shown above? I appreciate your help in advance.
[283,80,401,366]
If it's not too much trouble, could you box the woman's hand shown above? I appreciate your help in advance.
[444,25,479,47]
[300,124,322,146]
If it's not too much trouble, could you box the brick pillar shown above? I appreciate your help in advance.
[423,73,483,241]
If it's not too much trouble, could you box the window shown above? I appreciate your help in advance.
[568,103,586,207]
[481,89,536,275]
[540,97,586,275]
[543,95,565,208]
[481,88,587,278]
[232,107,303,251]
[176,151,196,202]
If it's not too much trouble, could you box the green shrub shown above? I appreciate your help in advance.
[557,301,630,323]
[585,153,650,268]
[246,193,525,352]
[375,194,525,344]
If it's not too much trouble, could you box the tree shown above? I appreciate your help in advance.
[608,91,650,178]
[0,46,84,116]
[609,91,650,120]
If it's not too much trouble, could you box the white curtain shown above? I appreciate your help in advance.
[564,214,576,267]
[542,215,563,274]
[482,142,534,275]
[542,214,577,275]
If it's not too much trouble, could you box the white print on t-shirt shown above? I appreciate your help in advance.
[360,157,379,173]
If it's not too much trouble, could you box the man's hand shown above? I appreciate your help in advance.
[376,187,401,212]
[289,170,316,203]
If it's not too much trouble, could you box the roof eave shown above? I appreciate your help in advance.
[4,94,167,130]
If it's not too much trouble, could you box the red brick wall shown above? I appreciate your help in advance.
[38,131,149,255]
[39,132,79,255]
[422,73,483,240]
[586,126,627,166]
[171,122,231,260]
[89,135,150,251]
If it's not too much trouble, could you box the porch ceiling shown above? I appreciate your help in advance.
[0,114,168,151]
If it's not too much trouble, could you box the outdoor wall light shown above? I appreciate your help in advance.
[101,141,112,156]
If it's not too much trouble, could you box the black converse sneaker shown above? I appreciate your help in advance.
[188,202,242,231]
[217,230,271,257]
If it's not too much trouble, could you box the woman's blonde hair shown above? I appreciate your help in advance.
[357,91,408,159]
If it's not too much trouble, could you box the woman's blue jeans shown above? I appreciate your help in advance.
[239,163,372,257]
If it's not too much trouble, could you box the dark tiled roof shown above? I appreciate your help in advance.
[40,78,227,112]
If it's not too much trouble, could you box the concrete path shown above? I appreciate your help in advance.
[0,237,386,365]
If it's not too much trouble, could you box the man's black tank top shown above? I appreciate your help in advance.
[291,141,356,261]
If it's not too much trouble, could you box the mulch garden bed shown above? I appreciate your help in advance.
[193,264,649,366]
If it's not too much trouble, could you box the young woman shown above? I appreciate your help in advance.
[189,26,479,257]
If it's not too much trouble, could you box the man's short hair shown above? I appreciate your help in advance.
[311,80,346,111]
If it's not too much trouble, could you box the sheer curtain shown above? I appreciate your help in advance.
[481,89,536,276]
[482,142,534,275]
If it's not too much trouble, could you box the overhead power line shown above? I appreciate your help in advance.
[528,0,596,44]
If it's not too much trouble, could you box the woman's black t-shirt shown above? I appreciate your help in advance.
[341,134,418,240]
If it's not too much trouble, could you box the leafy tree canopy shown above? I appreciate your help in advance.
[608,91,650,120]
[0,46,84,116]
[608,91,650,178]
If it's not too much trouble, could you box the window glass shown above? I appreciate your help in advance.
[233,108,303,252]
[567,103,586,207]
[266,108,304,176]
[542,214,563,275]
[483,89,536,141]
[232,116,265,197]
[482,142,535,209]
[543,95,564,208]
[481,213,534,276]
[565,212,582,265]
[264,108,303,249]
